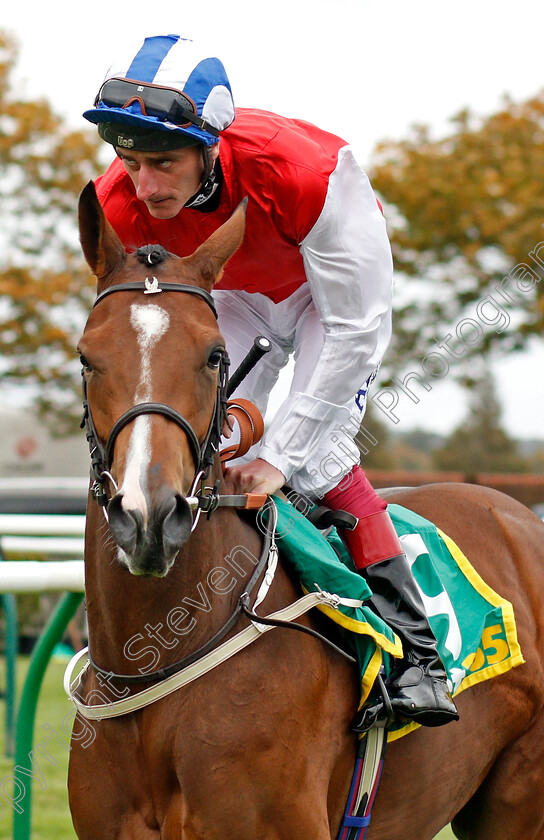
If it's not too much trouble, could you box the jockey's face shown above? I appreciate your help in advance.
[115,145,205,219]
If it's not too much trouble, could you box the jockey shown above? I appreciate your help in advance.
[84,34,458,728]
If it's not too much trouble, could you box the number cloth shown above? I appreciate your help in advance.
[267,496,525,739]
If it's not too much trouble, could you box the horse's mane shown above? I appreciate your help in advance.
[136,244,169,265]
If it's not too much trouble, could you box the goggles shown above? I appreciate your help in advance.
[94,77,220,137]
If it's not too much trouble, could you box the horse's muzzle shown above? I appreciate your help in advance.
[107,491,193,576]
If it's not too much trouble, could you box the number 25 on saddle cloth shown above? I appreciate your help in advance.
[266,497,525,740]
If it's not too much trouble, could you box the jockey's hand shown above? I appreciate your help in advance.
[222,414,235,438]
[224,458,286,496]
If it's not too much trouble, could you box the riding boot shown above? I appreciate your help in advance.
[341,509,459,727]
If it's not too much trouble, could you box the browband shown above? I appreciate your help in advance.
[93,282,217,317]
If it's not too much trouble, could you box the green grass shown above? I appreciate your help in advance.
[0,656,456,839]
[0,655,76,840]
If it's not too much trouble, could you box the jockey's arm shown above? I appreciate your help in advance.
[237,148,393,493]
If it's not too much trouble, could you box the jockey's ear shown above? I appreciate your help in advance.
[78,181,127,286]
[183,198,247,291]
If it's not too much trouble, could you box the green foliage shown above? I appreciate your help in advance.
[0,31,101,431]
[369,93,544,374]
[358,404,396,468]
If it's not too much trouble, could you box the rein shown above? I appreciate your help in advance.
[88,500,277,684]
[66,587,361,721]
[74,276,356,717]
[66,497,360,719]
[86,498,356,687]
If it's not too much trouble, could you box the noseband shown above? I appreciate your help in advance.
[80,280,229,509]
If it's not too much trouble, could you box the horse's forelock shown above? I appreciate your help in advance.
[136,245,169,266]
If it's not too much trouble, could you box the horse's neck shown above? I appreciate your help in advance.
[83,497,294,675]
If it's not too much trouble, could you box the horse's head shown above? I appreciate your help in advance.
[77,182,245,577]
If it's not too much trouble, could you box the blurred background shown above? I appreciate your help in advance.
[1,5,543,838]
[2,0,544,484]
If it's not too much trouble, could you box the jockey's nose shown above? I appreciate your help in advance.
[136,164,160,201]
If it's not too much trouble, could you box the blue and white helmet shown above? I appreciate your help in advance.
[84,34,235,148]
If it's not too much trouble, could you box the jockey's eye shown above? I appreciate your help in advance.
[79,353,93,371]
[207,348,224,370]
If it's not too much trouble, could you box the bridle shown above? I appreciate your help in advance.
[80,279,230,520]
[77,277,357,692]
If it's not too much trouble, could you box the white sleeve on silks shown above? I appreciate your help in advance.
[258,146,394,483]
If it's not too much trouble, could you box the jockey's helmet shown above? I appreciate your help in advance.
[83,34,235,151]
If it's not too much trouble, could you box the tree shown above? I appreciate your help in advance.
[0,31,102,431]
[391,428,443,472]
[358,403,395,468]
[369,93,544,375]
[432,367,527,474]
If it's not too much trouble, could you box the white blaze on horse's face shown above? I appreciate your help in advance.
[119,303,170,525]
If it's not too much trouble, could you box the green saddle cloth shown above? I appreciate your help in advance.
[267,495,524,738]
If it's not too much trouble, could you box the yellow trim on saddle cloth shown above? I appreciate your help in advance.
[314,598,403,657]
[300,585,402,656]
[437,527,525,687]
[387,525,525,743]
[301,585,403,708]
[359,646,385,709]
[316,602,402,707]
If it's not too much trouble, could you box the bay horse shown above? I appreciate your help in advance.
[68,181,544,840]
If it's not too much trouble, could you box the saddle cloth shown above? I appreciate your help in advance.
[268,496,525,740]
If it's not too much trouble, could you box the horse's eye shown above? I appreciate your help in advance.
[207,348,224,370]
[79,353,93,371]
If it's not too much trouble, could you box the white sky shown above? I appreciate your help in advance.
[4,0,544,439]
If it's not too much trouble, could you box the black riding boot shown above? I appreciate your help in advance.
[340,509,458,727]
[364,552,459,727]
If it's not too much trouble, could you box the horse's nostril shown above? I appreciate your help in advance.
[107,495,143,556]
[106,491,191,568]
[162,494,193,559]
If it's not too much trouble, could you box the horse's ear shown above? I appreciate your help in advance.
[184,198,247,290]
[78,181,126,286]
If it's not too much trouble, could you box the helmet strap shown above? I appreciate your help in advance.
[184,145,220,209]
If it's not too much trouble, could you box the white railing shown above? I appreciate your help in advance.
[0,561,84,593]
[0,513,85,593]
[0,505,88,836]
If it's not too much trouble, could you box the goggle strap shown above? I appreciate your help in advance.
[183,112,220,137]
